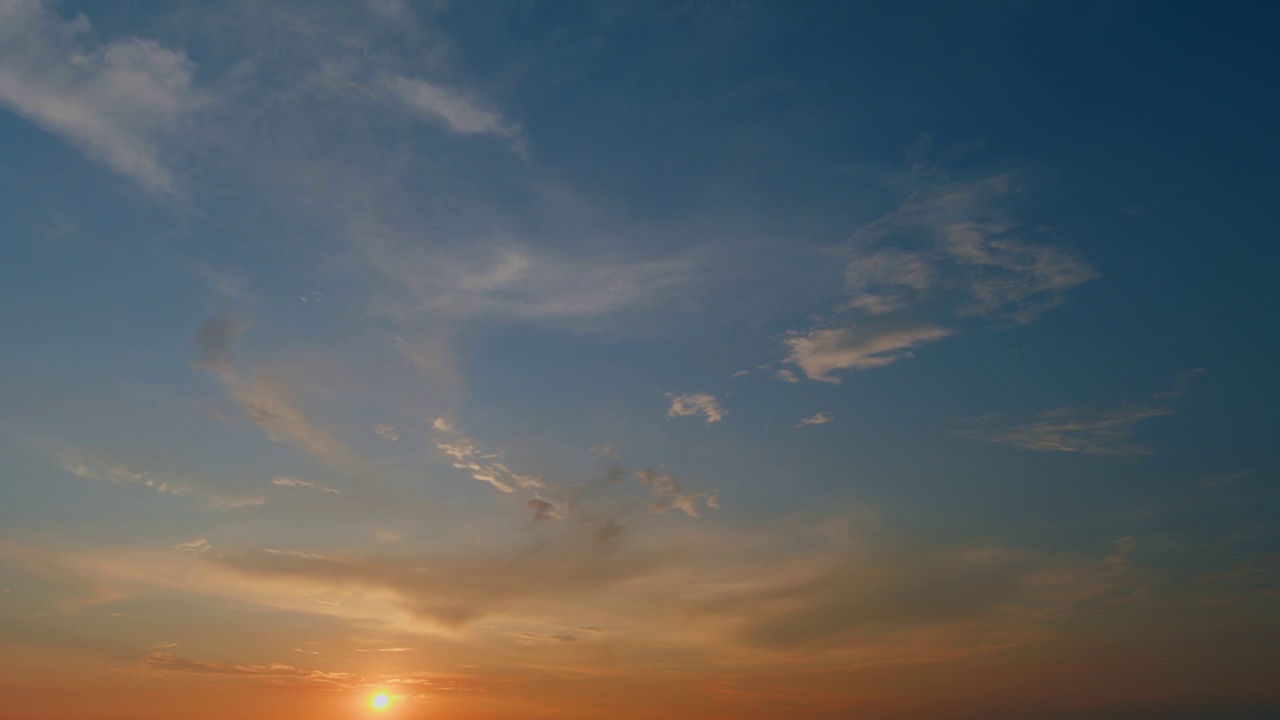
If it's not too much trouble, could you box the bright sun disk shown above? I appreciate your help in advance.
[371,692,390,710]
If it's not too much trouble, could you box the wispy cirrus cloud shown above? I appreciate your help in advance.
[33,438,264,509]
[959,403,1174,456]
[194,313,363,475]
[143,652,356,690]
[270,476,339,495]
[383,75,520,141]
[359,230,694,327]
[0,0,205,194]
[844,170,1095,325]
[959,369,1204,456]
[666,392,726,424]
[782,159,1094,382]
[702,539,1138,653]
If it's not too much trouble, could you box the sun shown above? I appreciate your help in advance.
[370,692,391,710]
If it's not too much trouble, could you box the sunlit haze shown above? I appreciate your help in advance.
[1,1,1278,719]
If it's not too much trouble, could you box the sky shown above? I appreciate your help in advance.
[1,1,1279,718]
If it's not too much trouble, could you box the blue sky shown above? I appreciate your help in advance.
[1,2,1278,718]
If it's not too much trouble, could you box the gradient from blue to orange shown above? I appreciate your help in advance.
[1,1,1278,718]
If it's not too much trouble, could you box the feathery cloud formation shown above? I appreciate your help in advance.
[194,314,363,474]
[960,403,1174,456]
[783,167,1094,382]
[0,0,205,194]
[271,476,339,495]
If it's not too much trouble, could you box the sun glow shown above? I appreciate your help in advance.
[371,692,391,710]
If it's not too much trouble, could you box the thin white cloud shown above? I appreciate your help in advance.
[374,423,399,442]
[431,419,544,494]
[383,75,518,139]
[633,468,714,518]
[359,232,694,326]
[784,324,952,383]
[959,403,1174,456]
[0,0,205,194]
[797,412,834,428]
[42,442,265,509]
[270,476,339,495]
[665,393,726,424]
[172,538,211,554]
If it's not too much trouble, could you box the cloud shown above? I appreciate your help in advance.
[842,249,935,315]
[374,423,399,442]
[506,631,578,646]
[270,476,339,495]
[431,418,544,494]
[797,412,834,428]
[143,652,355,690]
[595,519,625,544]
[665,393,726,424]
[193,313,252,376]
[782,162,1094,382]
[4,513,1141,677]
[718,543,1131,652]
[527,497,561,522]
[774,368,800,384]
[634,468,714,518]
[1203,469,1253,488]
[43,443,265,509]
[844,170,1095,324]
[172,538,211,554]
[360,233,694,326]
[383,75,519,140]
[191,264,250,299]
[1198,552,1280,584]
[784,324,952,383]
[234,374,363,472]
[1153,367,1207,399]
[0,0,205,194]
[959,403,1174,456]
[940,221,1096,322]
[194,314,363,473]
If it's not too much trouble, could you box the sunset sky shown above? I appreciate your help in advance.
[2,1,1279,718]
